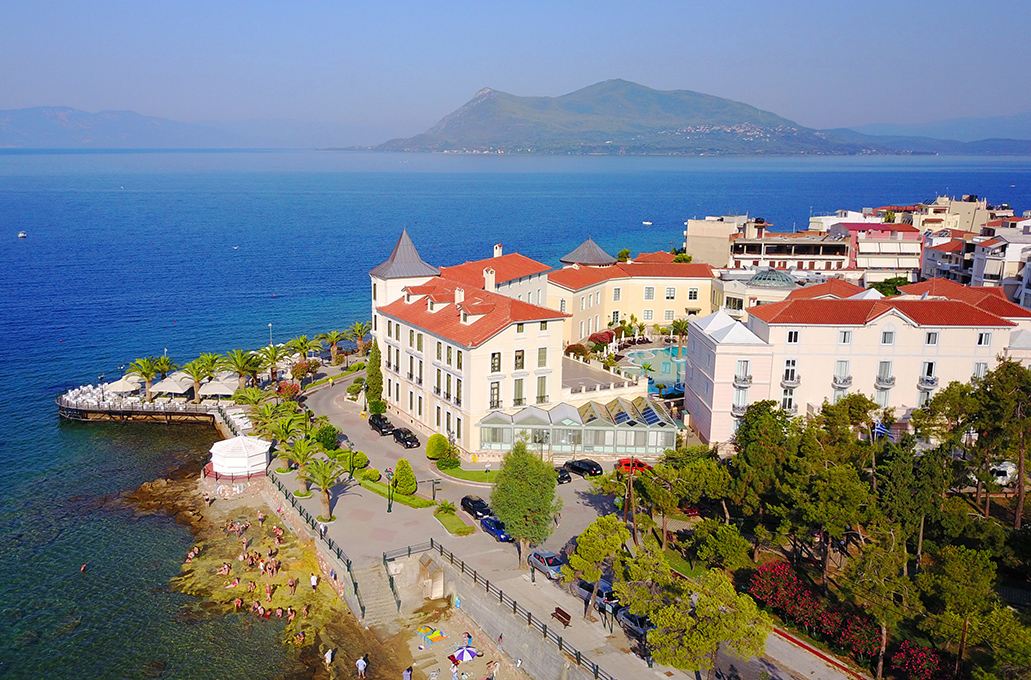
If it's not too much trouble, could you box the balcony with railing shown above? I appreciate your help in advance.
[406,372,414,381]
[731,404,748,417]
[415,377,423,386]
[832,374,853,389]
[489,399,502,410]
[874,375,896,389]
[733,374,752,388]
[454,396,462,407]
[536,395,549,404]
[433,386,441,396]
[781,402,799,415]
[444,393,451,402]
[513,397,526,407]
[918,375,939,390]
[780,373,800,389]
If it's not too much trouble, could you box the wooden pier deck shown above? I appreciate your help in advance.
[56,395,217,425]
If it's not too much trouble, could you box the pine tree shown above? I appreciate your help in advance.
[490,440,561,568]
[561,514,629,617]
[392,458,417,495]
[365,339,383,403]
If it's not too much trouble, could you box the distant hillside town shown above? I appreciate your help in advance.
[369,194,1031,455]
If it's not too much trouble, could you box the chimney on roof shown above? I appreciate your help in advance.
[483,267,496,290]
[494,243,503,258]
[454,287,465,304]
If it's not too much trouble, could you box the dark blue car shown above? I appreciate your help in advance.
[480,516,513,542]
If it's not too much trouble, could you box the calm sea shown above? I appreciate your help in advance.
[1,150,1030,678]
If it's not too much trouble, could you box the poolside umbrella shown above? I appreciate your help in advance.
[106,375,142,393]
[199,379,236,397]
[151,376,191,394]
[454,647,477,662]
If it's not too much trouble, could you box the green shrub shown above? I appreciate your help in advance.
[346,362,365,373]
[313,424,340,451]
[369,399,386,415]
[346,382,363,395]
[426,433,450,460]
[392,459,417,495]
[435,500,456,515]
[350,450,369,469]
[436,456,460,471]
[363,467,381,483]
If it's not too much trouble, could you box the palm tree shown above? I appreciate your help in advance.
[128,356,160,402]
[257,409,303,440]
[317,330,347,365]
[180,358,214,404]
[300,457,345,521]
[154,355,178,380]
[256,344,290,386]
[287,438,323,493]
[198,352,223,375]
[232,386,266,406]
[344,321,372,356]
[638,362,654,379]
[286,335,322,364]
[221,349,263,391]
[670,318,690,358]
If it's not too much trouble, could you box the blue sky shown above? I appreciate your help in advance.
[1,0,1029,143]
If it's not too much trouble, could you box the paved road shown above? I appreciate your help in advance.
[295,377,857,680]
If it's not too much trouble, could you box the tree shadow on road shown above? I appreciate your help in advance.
[574,488,618,515]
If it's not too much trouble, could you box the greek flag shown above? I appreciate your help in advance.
[874,422,892,440]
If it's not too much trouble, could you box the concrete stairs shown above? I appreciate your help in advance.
[353,563,401,630]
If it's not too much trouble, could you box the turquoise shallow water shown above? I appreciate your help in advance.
[1,150,1030,678]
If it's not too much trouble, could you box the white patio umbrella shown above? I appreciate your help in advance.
[106,375,143,393]
[199,379,236,397]
[151,376,191,394]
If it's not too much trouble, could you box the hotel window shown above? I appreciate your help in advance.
[874,388,889,408]
[514,350,525,370]
[587,294,593,309]
[409,355,414,376]
[516,323,524,334]
[373,315,377,331]
[978,332,992,346]
[973,361,989,379]
[409,330,414,347]
[917,390,931,407]
[579,321,584,338]
[373,282,377,300]
[644,286,655,301]
[491,353,501,372]
[540,321,547,331]
[395,324,400,341]
[580,296,585,311]
[513,379,524,405]
[835,360,849,379]
[446,412,451,433]
[418,395,422,416]
[736,360,749,380]
[560,299,567,312]
[664,309,675,321]
[456,350,462,370]
[925,331,939,346]
[688,288,698,301]
[409,391,414,411]
[456,378,462,400]
[445,374,452,399]
[417,333,423,351]
[734,387,749,407]
[643,309,654,321]
[395,382,399,401]
[387,320,392,335]
[613,288,622,302]
[436,369,441,391]
[538,347,547,367]
[787,330,799,344]
[665,287,676,300]
[922,361,936,378]
[537,376,547,401]
[838,330,852,345]
[446,346,452,366]
[881,330,895,345]
[436,406,441,427]
[612,311,620,324]
[781,389,794,410]
[783,359,797,381]
[595,292,600,305]
[436,342,442,360]
[878,360,893,380]
[490,382,500,409]
[456,417,462,440]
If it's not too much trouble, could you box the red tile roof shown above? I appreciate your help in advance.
[379,279,568,348]
[748,298,1014,328]
[927,239,964,253]
[632,251,675,263]
[898,278,1031,318]
[439,253,551,289]
[840,222,921,233]
[787,278,865,300]
[548,262,714,291]
[978,238,1004,248]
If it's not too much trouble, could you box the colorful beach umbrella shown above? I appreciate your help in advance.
[454,646,477,662]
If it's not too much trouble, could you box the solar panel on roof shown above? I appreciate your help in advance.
[612,410,629,424]
[641,408,661,425]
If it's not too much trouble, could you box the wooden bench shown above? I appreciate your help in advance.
[551,607,571,628]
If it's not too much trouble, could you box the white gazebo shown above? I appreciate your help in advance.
[208,436,271,478]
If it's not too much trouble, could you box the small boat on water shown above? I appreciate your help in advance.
[18,231,27,238]
[642,221,652,226]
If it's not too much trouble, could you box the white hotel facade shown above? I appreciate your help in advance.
[684,277,1031,445]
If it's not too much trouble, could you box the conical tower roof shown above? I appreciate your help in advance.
[370,230,440,279]
[559,237,616,266]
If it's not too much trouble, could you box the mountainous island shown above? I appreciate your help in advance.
[374,79,1031,156]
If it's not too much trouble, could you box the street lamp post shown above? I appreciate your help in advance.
[385,467,394,513]
[346,441,356,481]
[361,382,368,417]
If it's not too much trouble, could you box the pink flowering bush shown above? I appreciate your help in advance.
[890,641,941,680]
[276,381,301,400]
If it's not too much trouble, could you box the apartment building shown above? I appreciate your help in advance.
[827,222,923,282]
[438,244,552,306]
[684,281,1031,445]
[683,215,770,267]
[971,232,1031,294]
[547,257,715,343]
[729,232,850,271]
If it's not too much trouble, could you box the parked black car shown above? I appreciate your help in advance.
[369,413,394,436]
[564,459,603,477]
[461,495,492,519]
[555,467,572,484]
[393,427,419,448]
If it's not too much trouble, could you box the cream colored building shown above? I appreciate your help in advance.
[547,258,715,343]
[684,281,1031,446]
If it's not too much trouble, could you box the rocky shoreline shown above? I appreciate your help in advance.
[120,459,415,679]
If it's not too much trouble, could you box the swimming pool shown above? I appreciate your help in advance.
[625,346,686,392]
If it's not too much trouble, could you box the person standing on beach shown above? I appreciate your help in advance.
[310,572,318,592]
[355,655,367,678]
[288,576,296,595]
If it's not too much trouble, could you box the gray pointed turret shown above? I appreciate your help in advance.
[370,230,440,279]
[559,237,616,266]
